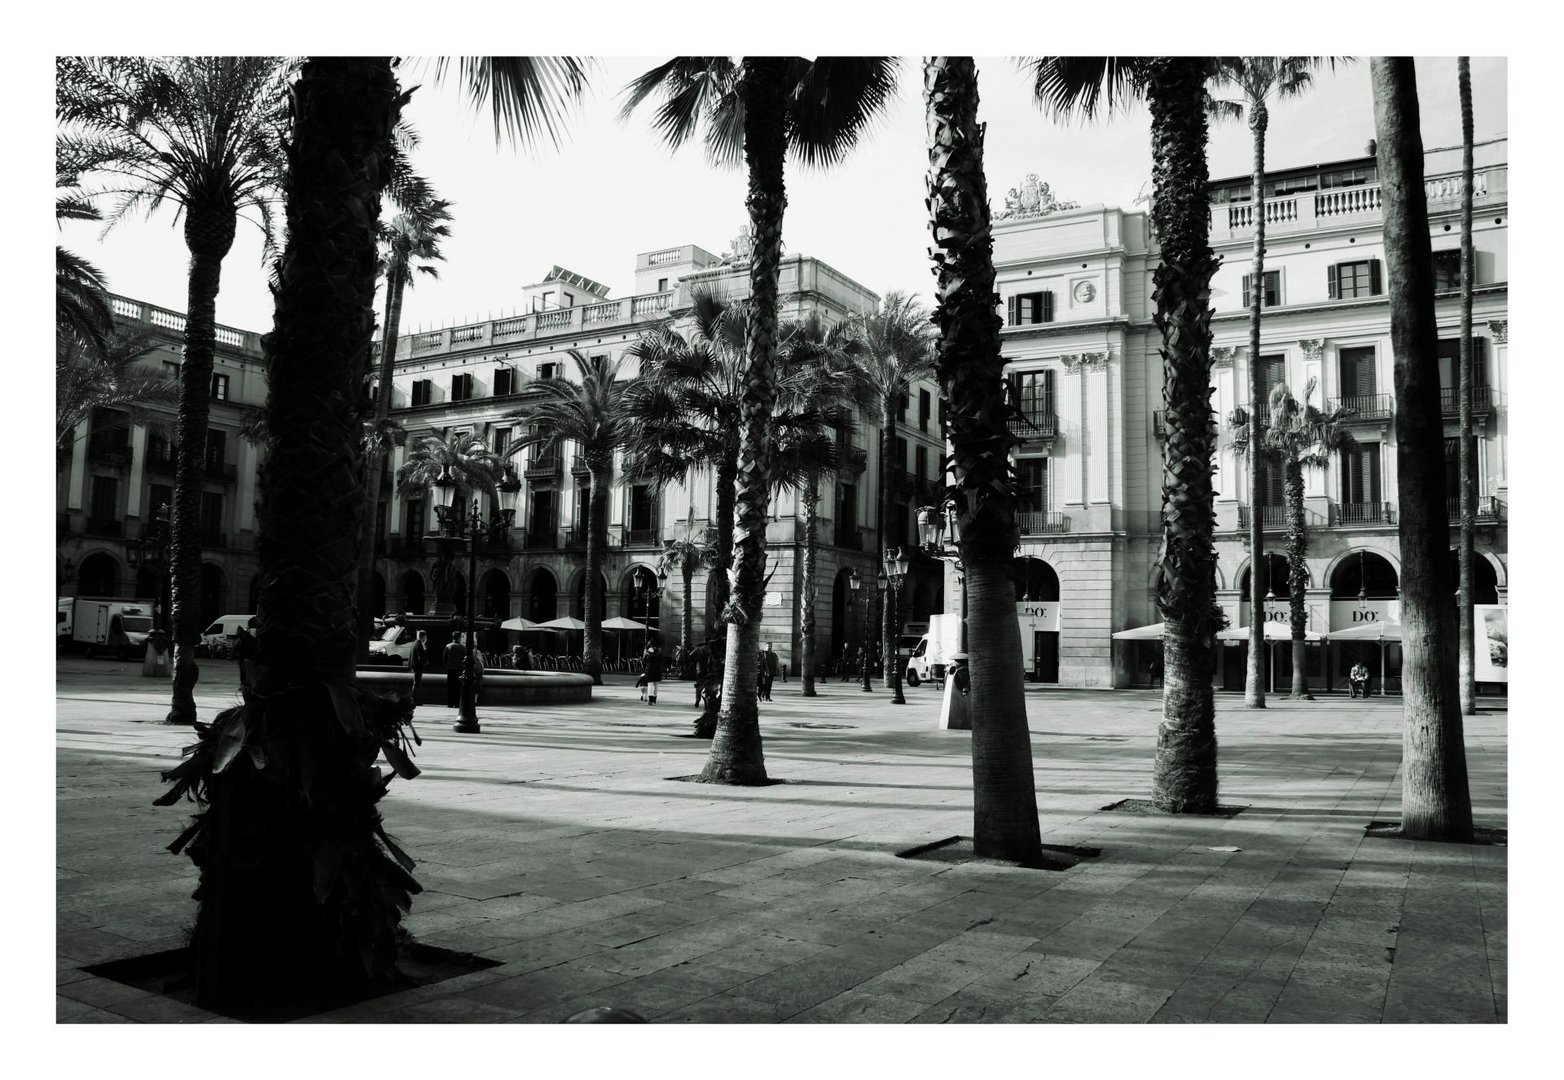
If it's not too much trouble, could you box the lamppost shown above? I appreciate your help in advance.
[126,502,171,631]
[634,566,667,657]
[884,545,910,705]
[427,469,519,733]
[918,503,970,730]
[864,567,886,692]
[844,568,860,682]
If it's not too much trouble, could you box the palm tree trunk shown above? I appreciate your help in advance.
[188,56,410,1013]
[1146,57,1222,814]
[703,58,788,785]
[880,403,902,699]
[800,473,820,696]
[583,465,609,684]
[681,560,694,662]
[924,55,1042,863]
[1245,102,1268,709]
[1372,57,1473,841]
[356,266,407,659]
[166,205,236,725]
[1285,457,1311,698]
[1457,56,1477,716]
[710,454,738,628]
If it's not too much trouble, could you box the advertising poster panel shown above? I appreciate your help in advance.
[1475,604,1508,683]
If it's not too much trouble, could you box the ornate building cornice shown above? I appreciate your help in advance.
[1061,351,1108,373]
[1209,346,1236,368]
[1298,338,1323,363]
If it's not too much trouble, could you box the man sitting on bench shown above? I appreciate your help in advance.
[1349,661,1371,699]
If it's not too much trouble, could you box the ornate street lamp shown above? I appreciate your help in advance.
[635,566,667,655]
[884,545,911,705]
[846,567,861,685]
[126,502,171,632]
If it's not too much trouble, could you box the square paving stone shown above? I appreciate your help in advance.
[1042,977,1175,1023]
[787,988,931,1023]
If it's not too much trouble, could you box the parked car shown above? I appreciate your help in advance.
[199,614,254,658]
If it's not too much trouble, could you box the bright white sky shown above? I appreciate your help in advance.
[58,56,1507,338]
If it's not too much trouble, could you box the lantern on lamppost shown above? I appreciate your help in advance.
[883,545,911,705]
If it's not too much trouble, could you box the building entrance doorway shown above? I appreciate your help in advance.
[1033,631,1059,683]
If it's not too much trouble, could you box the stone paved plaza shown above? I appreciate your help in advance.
[56,659,1507,1024]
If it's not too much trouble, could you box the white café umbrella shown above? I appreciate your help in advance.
[600,616,647,631]
[1111,623,1166,640]
[1217,622,1325,642]
[1328,620,1402,697]
[539,616,587,631]
[500,616,539,631]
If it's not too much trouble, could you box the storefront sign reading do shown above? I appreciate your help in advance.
[1328,599,1400,631]
[1015,602,1061,633]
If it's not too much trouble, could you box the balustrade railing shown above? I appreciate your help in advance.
[1009,411,1058,440]
[1333,501,1394,527]
[1237,505,1288,530]
[1330,393,1393,422]
[1214,168,1505,237]
[1018,511,1070,534]
[1446,496,1503,523]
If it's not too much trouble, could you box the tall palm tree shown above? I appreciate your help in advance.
[58,55,290,726]
[1208,57,1341,709]
[1031,56,1225,814]
[1231,380,1356,698]
[842,291,937,701]
[1456,57,1478,716]
[1371,57,1473,842]
[505,350,630,685]
[155,56,589,1011]
[357,191,453,654]
[624,291,749,627]
[924,56,1043,865]
[659,516,719,674]
[621,56,897,785]
[56,327,181,455]
[397,431,504,612]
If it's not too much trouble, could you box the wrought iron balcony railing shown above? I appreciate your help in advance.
[1445,495,1504,524]
[1330,393,1394,422]
[1018,511,1071,535]
[1440,385,1494,418]
[523,455,561,480]
[1332,501,1395,527]
[525,529,559,550]
[1008,411,1058,441]
[1237,505,1288,530]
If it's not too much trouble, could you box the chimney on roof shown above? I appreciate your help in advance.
[1366,138,1378,157]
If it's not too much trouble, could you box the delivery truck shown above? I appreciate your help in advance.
[71,598,154,659]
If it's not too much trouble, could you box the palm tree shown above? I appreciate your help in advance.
[624,291,748,627]
[1232,380,1356,698]
[924,56,1043,865]
[55,150,113,356]
[396,431,504,613]
[621,56,897,785]
[155,56,589,1012]
[56,327,181,455]
[659,516,718,674]
[58,55,289,726]
[842,291,937,701]
[357,191,453,654]
[1208,57,1341,709]
[1031,56,1225,814]
[1370,57,1473,842]
[1456,57,1478,716]
[504,350,630,685]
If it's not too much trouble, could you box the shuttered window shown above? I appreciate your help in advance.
[1009,370,1055,416]
[575,484,591,529]
[1256,460,1285,507]
[1339,347,1377,398]
[1241,270,1281,308]
[918,389,932,432]
[451,373,474,401]
[1432,250,1463,291]
[1020,458,1048,513]
[1006,291,1054,325]
[1257,355,1287,403]
[411,379,432,407]
[916,445,928,480]
[1327,260,1383,299]
[1340,443,1381,504]
[494,367,514,396]
[1436,338,1490,391]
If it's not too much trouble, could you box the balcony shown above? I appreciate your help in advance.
[204,458,239,482]
[1330,393,1393,423]
[523,455,561,481]
[838,445,868,475]
[563,527,587,549]
[1018,511,1071,535]
[622,527,661,549]
[387,536,425,558]
[833,523,863,550]
[145,447,177,474]
[1446,496,1504,524]
[86,439,133,470]
[1440,385,1494,418]
[1332,501,1395,527]
[570,456,593,479]
[525,529,559,550]
[1237,505,1288,530]
[1211,166,1507,241]
[85,517,123,538]
[1008,411,1058,444]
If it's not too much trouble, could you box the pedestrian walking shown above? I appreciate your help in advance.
[840,644,856,683]
[409,630,428,704]
[443,634,466,709]
[759,641,779,701]
[234,620,257,701]
[642,641,665,705]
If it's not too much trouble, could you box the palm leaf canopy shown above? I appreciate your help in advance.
[619,56,899,169]
[841,290,937,412]
[1024,57,1149,121]
[56,55,291,256]
[377,196,454,289]
[505,350,629,473]
[426,57,591,149]
[394,430,504,500]
[56,327,179,451]
[1230,378,1357,468]
[56,141,113,354]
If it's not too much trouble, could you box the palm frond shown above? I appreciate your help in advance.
[431,56,590,149]
[786,57,900,170]
[1024,57,1146,121]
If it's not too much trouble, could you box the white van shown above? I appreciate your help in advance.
[368,625,420,666]
[199,614,254,658]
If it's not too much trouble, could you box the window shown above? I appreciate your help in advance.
[451,373,474,401]
[840,483,857,529]
[1255,460,1284,507]
[1436,338,1489,392]
[1009,370,1054,418]
[629,484,655,531]
[895,435,908,470]
[148,432,171,466]
[1241,270,1281,308]
[1444,438,1461,498]
[1338,347,1377,400]
[210,372,230,401]
[1020,458,1048,513]
[538,362,560,381]
[493,427,512,460]
[1328,260,1382,299]
[895,504,910,545]
[200,491,224,544]
[530,489,556,534]
[918,389,932,432]
[1320,165,1376,189]
[1006,291,1054,325]
[564,293,574,307]
[916,445,928,480]
[1256,355,1287,406]
[575,484,591,530]
[657,277,668,292]
[411,379,432,407]
[407,499,426,540]
[494,367,515,396]
[1432,250,1464,291]
[148,484,173,518]
[90,475,119,523]
[162,359,181,379]
[1340,443,1382,505]
[206,429,226,471]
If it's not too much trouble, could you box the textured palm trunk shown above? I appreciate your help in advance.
[680,560,694,662]
[800,474,820,696]
[583,464,609,683]
[166,205,236,725]
[925,56,1042,863]
[356,264,407,659]
[1372,57,1473,841]
[1245,104,1269,709]
[701,58,786,785]
[1457,56,1477,716]
[1285,458,1311,698]
[1147,58,1222,814]
[880,402,898,689]
[188,57,409,1013]
[709,454,738,629]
